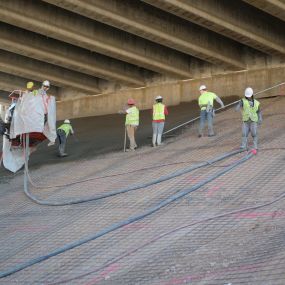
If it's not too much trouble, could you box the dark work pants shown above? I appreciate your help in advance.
[57,129,67,155]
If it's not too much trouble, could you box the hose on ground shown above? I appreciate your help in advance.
[24,149,243,206]
[0,151,253,278]
[49,181,285,285]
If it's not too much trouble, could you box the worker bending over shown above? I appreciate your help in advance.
[57,119,74,157]
[152,95,168,147]
[236,87,262,150]
[198,85,224,137]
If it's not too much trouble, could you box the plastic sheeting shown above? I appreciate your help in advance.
[2,90,57,172]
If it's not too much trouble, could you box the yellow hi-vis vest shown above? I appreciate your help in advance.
[242,98,260,122]
[153,103,165,120]
[58,123,73,137]
[125,106,139,125]
[199,92,217,110]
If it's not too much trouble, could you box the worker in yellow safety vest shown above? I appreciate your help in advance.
[198,85,224,137]
[57,119,74,157]
[124,98,139,151]
[152,95,168,147]
[236,87,262,150]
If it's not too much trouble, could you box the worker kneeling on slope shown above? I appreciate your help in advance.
[57,119,74,157]
[236,87,262,151]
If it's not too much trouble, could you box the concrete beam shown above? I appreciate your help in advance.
[0,71,58,97]
[143,0,285,56]
[0,50,101,94]
[243,0,285,21]
[0,0,194,79]
[0,23,145,87]
[42,0,245,70]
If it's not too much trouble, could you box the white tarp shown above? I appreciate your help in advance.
[2,90,57,172]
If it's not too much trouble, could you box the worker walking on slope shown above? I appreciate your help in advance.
[57,119,74,157]
[236,87,262,150]
[198,85,224,137]
[124,98,139,151]
[152,95,168,147]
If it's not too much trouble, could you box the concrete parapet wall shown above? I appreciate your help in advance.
[57,66,285,120]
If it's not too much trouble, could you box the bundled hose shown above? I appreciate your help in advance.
[23,149,243,206]
[0,150,253,278]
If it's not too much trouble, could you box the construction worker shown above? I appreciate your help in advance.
[152,95,168,147]
[198,85,224,137]
[26,81,37,95]
[39,80,51,123]
[3,92,20,138]
[236,87,262,150]
[57,119,74,157]
[124,98,139,151]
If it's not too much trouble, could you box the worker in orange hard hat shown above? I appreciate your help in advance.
[120,98,139,151]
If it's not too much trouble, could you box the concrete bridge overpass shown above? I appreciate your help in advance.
[0,0,284,118]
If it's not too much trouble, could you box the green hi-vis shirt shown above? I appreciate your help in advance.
[57,123,74,137]
[198,92,217,110]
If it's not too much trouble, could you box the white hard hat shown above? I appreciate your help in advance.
[155,95,163,100]
[199,85,207,91]
[42,80,50,87]
[64,119,70,124]
[244,87,253,98]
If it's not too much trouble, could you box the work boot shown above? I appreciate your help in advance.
[59,153,68,157]
[198,134,202,138]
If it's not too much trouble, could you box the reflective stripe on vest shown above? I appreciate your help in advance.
[242,98,260,122]
[199,92,217,110]
[58,123,72,137]
[153,103,165,120]
[125,106,139,125]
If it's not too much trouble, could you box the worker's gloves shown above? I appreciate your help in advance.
[47,141,55,146]
[221,104,225,108]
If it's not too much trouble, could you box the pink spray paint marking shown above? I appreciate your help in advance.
[84,263,120,285]
[183,175,200,183]
[205,182,225,197]
[123,222,147,231]
[8,225,50,234]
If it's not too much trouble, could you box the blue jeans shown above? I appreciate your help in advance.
[199,110,214,136]
[152,122,165,145]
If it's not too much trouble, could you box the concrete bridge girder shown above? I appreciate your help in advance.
[243,0,285,22]
[143,0,285,57]
[0,50,101,94]
[0,23,145,87]
[0,0,194,79]
[42,0,245,70]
